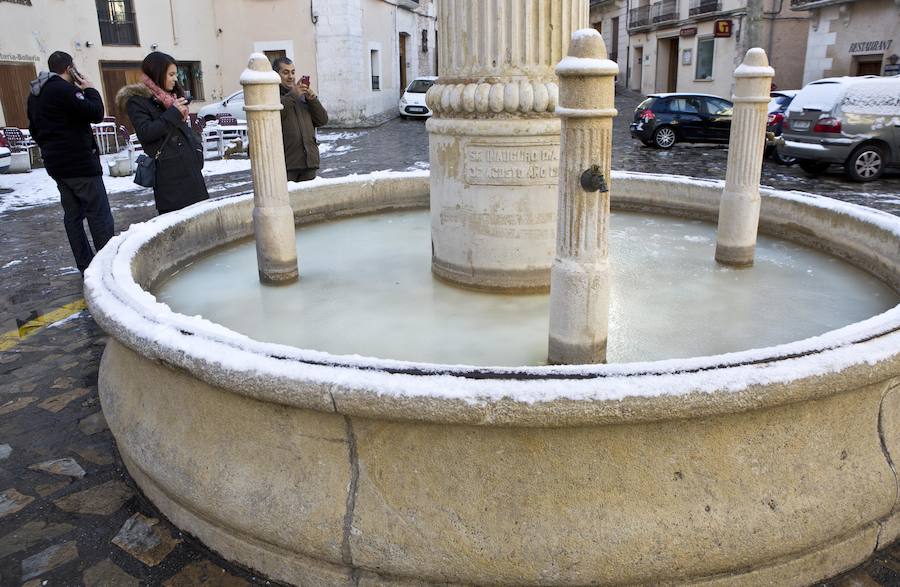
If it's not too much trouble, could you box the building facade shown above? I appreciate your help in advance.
[790,0,900,84]
[0,0,437,129]
[590,0,809,96]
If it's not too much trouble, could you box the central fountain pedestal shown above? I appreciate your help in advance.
[426,1,588,291]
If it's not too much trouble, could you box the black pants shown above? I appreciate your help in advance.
[55,176,115,272]
[287,168,317,182]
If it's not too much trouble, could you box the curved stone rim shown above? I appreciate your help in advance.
[83,170,900,425]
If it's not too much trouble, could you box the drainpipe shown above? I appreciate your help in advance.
[169,0,178,45]
[765,0,784,57]
[626,0,632,88]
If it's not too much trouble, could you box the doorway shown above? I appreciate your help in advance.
[854,56,883,76]
[399,33,409,93]
[0,62,37,129]
[633,47,644,91]
[656,37,679,92]
[263,50,287,68]
[99,62,143,131]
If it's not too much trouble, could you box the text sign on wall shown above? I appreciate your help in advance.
[465,142,560,186]
[714,20,733,38]
[0,0,33,5]
[680,27,698,37]
[849,40,893,54]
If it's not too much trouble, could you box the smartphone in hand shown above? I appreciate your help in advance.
[68,66,84,85]
[300,75,310,86]
[183,90,193,105]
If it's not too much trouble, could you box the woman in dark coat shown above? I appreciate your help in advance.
[117,51,208,215]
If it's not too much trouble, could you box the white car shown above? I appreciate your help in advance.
[197,90,246,122]
[399,76,437,119]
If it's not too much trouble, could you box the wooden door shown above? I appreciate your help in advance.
[667,39,679,92]
[857,60,882,76]
[0,62,38,129]
[100,62,143,131]
[399,33,408,93]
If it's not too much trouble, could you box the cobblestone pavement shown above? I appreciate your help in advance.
[1,90,899,585]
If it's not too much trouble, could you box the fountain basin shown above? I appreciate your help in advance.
[85,171,900,586]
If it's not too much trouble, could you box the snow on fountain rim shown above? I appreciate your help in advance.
[84,170,900,411]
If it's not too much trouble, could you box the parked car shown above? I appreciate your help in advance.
[780,75,900,182]
[197,90,246,122]
[0,133,11,174]
[765,90,799,165]
[630,93,733,149]
[399,76,437,119]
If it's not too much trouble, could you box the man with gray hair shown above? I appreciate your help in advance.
[272,57,328,182]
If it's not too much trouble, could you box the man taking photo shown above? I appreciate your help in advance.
[27,51,113,274]
[272,57,328,182]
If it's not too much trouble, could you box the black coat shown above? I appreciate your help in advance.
[27,74,104,179]
[118,84,209,214]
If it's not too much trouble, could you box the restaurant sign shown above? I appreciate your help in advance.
[714,20,733,38]
[849,40,892,54]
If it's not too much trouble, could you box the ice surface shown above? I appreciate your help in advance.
[154,209,898,366]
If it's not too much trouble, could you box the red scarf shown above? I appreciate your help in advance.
[141,74,188,122]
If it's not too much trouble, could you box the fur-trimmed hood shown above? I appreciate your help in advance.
[115,83,152,115]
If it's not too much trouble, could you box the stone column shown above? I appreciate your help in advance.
[714,48,774,267]
[426,0,588,292]
[240,53,299,284]
[547,30,618,365]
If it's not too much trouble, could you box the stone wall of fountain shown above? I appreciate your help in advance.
[86,170,900,586]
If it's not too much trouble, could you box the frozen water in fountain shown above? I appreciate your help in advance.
[153,208,898,366]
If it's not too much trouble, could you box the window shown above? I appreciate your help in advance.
[703,97,732,115]
[695,37,715,80]
[406,79,434,93]
[177,62,204,101]
[669,98,699,113]
[370,49,381,91]
[96,0,138,46]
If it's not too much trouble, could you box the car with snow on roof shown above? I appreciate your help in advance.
[779,75,900,182]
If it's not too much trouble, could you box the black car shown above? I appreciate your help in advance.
[765,90,799,165]
[630,93,733,149]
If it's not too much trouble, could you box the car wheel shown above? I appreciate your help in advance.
[798,159,830,175]
[771,149,797,166]
[844,144,885,182]
[652,126,677,149]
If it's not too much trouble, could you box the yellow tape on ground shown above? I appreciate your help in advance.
[0,299,87,352]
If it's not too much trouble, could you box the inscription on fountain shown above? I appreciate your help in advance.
[465,142,560,186]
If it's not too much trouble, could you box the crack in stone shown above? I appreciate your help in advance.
[876,382,900,549]
[341,416,360,569]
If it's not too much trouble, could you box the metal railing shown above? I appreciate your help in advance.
[689,0,721,16]
[628,5,651,28]
[650,0,679,24]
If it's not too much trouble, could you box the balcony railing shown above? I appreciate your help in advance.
[650,0,679,24]
[689,0,720,16]
[628,5,651,28]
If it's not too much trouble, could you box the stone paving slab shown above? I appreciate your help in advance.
[0,95,898,585]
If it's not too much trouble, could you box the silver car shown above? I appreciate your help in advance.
[780,76,900,182]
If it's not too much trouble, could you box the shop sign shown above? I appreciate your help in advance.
[849,40,893,54]
[0,53,40,62]
[680,27,698,37]
[714,20,732,38]
[0,0,32,5]
[885,64,900,75]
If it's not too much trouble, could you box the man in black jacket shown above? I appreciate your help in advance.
[27,51,114,274]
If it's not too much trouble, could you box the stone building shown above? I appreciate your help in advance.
[0,0,437,129]
[590,0,809,96]
[790,0,900,84]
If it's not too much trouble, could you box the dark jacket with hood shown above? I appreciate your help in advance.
[117,83,208,214]
[279,86,328,172]
[27,72,104,179]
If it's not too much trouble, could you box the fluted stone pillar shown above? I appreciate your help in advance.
[426,0,588,291]
[715,48,775,267]
[240,53,299,284]
[547,30,618,365]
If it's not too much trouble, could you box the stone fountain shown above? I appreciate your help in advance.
[85,2,900,585]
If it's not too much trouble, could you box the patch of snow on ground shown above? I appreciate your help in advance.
[48,310,86,328]
[0,153,253,215]
[2,259,22,269]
